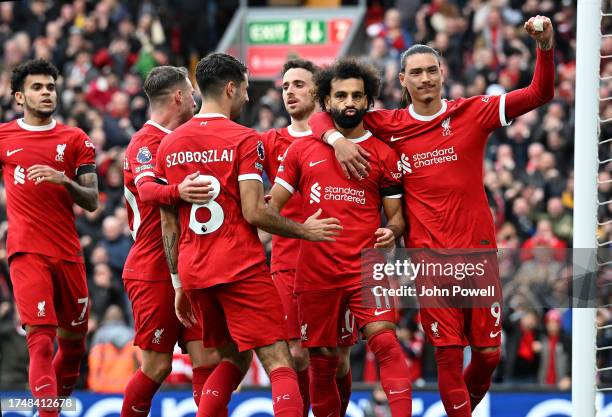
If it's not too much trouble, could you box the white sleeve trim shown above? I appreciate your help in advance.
[134,171,156,184]
[499,94,512,127]
[238,173,263,183]
[383,194,403,199]
[274,177,295,194]
[158,177,168,184]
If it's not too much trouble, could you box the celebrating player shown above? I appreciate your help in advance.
[309,16,555,417]
[121,66,222,417]
[261,59,355,417]
[2,59,98,416]
[156,53,342,417]
[270,58,412,417]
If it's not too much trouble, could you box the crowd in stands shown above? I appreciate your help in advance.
[0,0,603,393]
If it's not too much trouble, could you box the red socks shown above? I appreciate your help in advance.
[27,327,58,417]
[198,361,243,417]
[336,369,352,417]
[192,366,215,406]
[464,349,500,411]
[309,355,340,417]
[367,330,412,417]
[435,346,470,417]
[120,369,161,417]
[53,337,85,397]
[297,368,310,417]
[270,367,303,417]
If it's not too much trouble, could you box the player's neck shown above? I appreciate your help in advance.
[22,113,53,127]
[199,103,230,119]
[149,112,179,131]
[335,123,366,139]
[289,118,310,133]
[411,97,444,117]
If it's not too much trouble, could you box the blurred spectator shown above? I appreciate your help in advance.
[99,216,132,277]
[0,302,28,389]
[368,8,413,58]
[89,262,126,319]
[503,309,541,383]
[362,383,391,417]
[538,309,571,389]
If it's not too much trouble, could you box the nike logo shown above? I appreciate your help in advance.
[35,383,51,392]
[453,401,468,410]
[132,406,148,413]
[6,148,23,156]
[309,159,326,167]
[374,309,391,316]
[390,136,405,142]
[341,333,352,339]
[389,388,410,394]
[71,319,87,326]
[490,330,502,338]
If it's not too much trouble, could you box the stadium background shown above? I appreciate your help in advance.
[0,0,609,416]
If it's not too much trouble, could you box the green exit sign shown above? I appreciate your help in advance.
[248,20,327,45]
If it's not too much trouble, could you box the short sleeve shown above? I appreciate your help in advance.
[259,129,277,178]
[128,138,159,185]
[74,131,96,176]
[363,109,400,143]
[237,131,265,182]
[274,142,301,195]
[472,94,512,131]
[378,146,403,198]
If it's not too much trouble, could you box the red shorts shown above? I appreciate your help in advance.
[298,286,394,348]
[124,279,202,353]
[10,253,88,333]
[186,273,287,352]
[272,269,300,340]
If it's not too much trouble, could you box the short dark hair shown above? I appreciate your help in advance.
[282,59,319,77]
[399,44,441,108]
[143,66,189,104]
[314,58,380,110]
[11,59,59,96]
[195,53,247,97]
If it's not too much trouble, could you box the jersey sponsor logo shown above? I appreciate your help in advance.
[37,300,46,317]
[135,164,154,173]
[166,149,235,167]
[85,140,95,148]
[308,159,326,167]
[431,321,440,338]
[309,183,321,204]
[390,135,405,142]
[398,154,412,175]
[481,96,491,103]
[152,328,164,344]
[257,141,265,160]
[6,148,23,156]
[322,185,366,205]
[13,165,25,185]
[123,158,129,170]
[56,143,67,162]
[301,323,308,341]
[441,117,452,136]
[410,146,458,169]
[136,146,153,164]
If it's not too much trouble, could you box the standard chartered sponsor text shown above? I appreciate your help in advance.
[411,146,457,169]
[324,185,366,205]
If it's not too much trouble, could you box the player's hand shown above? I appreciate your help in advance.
[27,165,68,185]
[178,171,213,204]
[374,227,396,249]
[524,15,553,50]
[302,208,343,242]
[332,137,371,180]
[174,287,197,328]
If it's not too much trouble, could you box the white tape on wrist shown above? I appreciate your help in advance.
[171,273,182,289]
[327,131,344,146]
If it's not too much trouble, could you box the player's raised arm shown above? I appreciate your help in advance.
[240,179,342,242]
[136,171,213,205]
[27,164,99,212]
[504,16,555,121]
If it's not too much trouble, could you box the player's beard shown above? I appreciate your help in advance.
[330,107,366,129]
[288,101,315,122]
[24,97,56,119]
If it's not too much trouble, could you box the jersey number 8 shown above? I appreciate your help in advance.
[189,175,224,235]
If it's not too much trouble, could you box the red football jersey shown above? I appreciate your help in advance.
[123,120,172,280]
[260,126,308,273]
[155,114,269,290]
[0,119,96,262]
[311,95,510,249]
[275,132,402,292]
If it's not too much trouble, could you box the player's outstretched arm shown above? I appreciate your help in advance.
[27,165,99,212]
[137,172,213,206]
[160,205,197,328]
[375,197,405,249]
[240,179,342,241]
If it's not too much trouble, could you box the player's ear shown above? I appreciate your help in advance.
[225,81,235,99]
[14,91,24,106]
[398,71,405,86]
[324,95,331,112]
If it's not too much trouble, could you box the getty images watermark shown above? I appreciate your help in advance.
[360,248,607,310]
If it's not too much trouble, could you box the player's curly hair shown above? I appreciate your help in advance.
[314,58,380,111]
[399,44,441,108]
[281,59,320,76]
[195,53,247,97]
[11,59,59,96]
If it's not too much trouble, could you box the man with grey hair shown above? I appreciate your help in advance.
[121,65,217,417]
